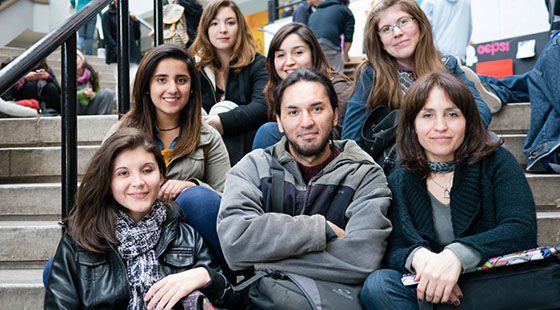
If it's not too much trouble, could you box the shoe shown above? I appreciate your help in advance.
[460,63,502,113]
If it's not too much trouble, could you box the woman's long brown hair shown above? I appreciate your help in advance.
[263,22,340,121]
[189,0,257,72]
[352,0,446,111]
[120,44,202,162]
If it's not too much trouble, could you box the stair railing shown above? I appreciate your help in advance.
[0,0,164,221]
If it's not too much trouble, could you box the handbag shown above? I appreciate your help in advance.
[241,147,364,310]
[361,104,400,175]
[402,247,560,309]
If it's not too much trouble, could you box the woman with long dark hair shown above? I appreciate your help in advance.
[360,72,537,309]
[45,128,240,309]
[190,0,269,164]
[108,44,231,276]
[251,22,351,149]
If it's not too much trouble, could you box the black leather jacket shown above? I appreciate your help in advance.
[44,205,241,309]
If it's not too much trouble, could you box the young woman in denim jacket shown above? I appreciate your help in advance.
[524,31,560,173]
[45,128,240,309]
[340,0,492,150]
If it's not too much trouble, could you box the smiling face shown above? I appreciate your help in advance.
[149,58,191,122]
[111,147,164,222]
[377,4,420,69]
[276,81,337,166]
[208,7,239,53]
[414,87,466,162]
[274,33,313,80]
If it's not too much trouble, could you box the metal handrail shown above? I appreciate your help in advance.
[0,0,164,220]
[0,0,113,95]
[268,0,304,23]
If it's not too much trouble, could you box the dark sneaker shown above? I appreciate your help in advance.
[461,64,503,113]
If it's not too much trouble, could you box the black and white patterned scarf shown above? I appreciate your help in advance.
[116,201,167,310]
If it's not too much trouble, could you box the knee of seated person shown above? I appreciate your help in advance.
[361,269,399,301]
[175,186,221,212]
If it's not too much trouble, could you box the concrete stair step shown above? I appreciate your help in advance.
[527,174,560,209]
[489,102,531,134]
[537,211,560,246]
[500,134,525,165]
[0,145,99,181]
[0,268,44,310]
[0,221,60,263]
[0,115,117,147]
[0,183,60,217]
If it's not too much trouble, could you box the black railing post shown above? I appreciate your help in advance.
[268,0,279,23]
[154,0,164,46]
[61,34,78,219]
[117,0,130,114]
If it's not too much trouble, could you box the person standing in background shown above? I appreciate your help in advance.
[70,0,98,55]
[309,0,355,72]
[293,0,321,25]
[419,0,472,62]
[102,0,143,94]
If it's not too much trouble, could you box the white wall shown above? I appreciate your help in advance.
[470,0,549,43]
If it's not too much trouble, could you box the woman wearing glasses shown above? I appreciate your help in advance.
[341,0,492,150]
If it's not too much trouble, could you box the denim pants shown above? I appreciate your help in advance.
[524,33,560,171]
[478,73,530,104]
[361,269,421,310]
[252,122,284,150]
[174,186,234,279]
[78,17,97,55]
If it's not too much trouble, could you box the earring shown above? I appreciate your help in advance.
[190,90,193,94]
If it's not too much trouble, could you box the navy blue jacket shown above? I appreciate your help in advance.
[308,0,355,50]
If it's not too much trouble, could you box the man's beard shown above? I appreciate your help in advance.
[286,124,332,158]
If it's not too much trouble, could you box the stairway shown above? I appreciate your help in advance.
[0,105,559,306]
[0,46,117,105]
[0,115,118,309]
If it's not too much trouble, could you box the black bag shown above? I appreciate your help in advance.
[434,258,560,309]
[361,105,400,175]
[243,147,364,310]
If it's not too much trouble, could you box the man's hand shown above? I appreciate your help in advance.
[327,221,345,238]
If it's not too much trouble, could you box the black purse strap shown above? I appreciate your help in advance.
[264,146,285,214]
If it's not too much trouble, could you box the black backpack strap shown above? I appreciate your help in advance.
[264,146,284,214]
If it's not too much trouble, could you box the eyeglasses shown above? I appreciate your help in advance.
[378,17,416,36]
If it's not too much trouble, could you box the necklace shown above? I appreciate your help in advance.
[159,125,179,131]
[430,174,454,199]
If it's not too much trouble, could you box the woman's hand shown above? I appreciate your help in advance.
[25,71,41,81]
[203,115,224,135]
[158,180,196,202]
[83,88,95,98]
[145,267,211,310]
[327,221,345,238]
[412,248,462,305]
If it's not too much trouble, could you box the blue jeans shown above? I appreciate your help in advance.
[361,269,420,310]
[524,33,560,171]
[479,73,530,104]
[174,186,233,279]
[252,122,285,150]
[78,17,97,55]
[43,257,54,286]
